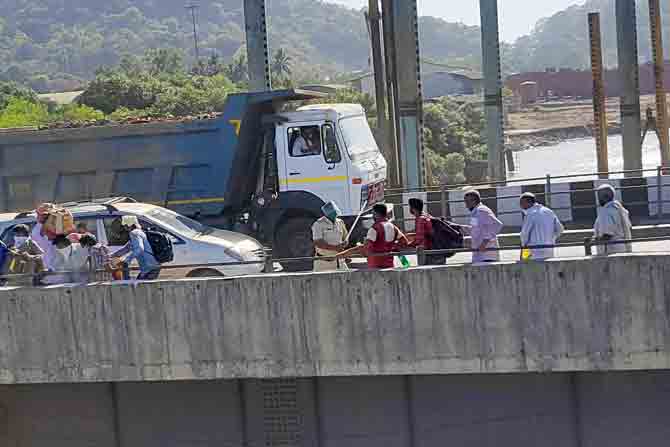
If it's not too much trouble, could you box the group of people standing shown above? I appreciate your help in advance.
[1,212,161,287]
[311,182,633,271]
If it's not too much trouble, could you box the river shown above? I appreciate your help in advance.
[509,134,664,181]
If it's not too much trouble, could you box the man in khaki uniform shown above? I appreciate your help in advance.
[312,202,349,272]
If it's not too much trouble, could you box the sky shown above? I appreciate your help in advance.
[327,0,586,42]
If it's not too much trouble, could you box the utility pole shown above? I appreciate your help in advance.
[589,13,609,178]
[243,0,272,91]
[615,0,643,176]
[185,3,201,62]
[479,0,507,182]
[381,0,402,186]
[649,0,670,168]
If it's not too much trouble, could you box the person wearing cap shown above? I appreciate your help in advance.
[110,215,161,280]
[519,192,564,260]
[593,184,633,256]
[460,189,504,264]
[2,224,46,286]
[312,201,349,272]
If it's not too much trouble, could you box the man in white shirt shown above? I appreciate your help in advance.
[519,192,565,260]
[460,190,504,264]
[593,184,633,255]
[292,127,320,156]
[312,202,349,272]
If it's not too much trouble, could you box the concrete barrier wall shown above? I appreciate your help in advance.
[1,254,670,384]
[2,372,670,447]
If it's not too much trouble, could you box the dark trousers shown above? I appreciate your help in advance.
[426,254,447,266]
[137,269,161,280]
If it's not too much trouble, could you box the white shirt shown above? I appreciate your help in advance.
[462,204,503,263]
[312,216,347,257]
[520,204,565,260]
[366,221,397,243]
[594,200,633,255]
[292,136,311,156]
[31,223,56,270]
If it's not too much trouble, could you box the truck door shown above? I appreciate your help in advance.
[278,122,350,213]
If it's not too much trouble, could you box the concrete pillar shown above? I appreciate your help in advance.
[589,12,610,178]
[649,0,670,168]
[243,0,271,91]
[480,0,506,182]
[390,0,425,189]
[615,0,643,175]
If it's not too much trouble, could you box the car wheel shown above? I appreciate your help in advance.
[274,216,316,272]
[186,268,225,279]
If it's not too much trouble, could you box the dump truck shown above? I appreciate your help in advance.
[0,89,387,268]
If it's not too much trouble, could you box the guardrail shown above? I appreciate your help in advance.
[386,166,670,228]
[2,234,667,288]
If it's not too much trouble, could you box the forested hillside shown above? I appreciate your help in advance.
[505,0,670,72]
[0,0,482,91]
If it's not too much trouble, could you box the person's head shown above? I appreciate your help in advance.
[12,224,30,246]
[321,201,341,223]
[121,215,140,231]
[520,192,537,211]
[304,127,317,141]
[408,198,424,217]
[373,203,389,222]
[52,234,71,249]
[464,190,481,211]
[597,184,616,207]
[79,234,98,249]
[76,222,88,234]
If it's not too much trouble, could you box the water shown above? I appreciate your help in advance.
[509,134,663,181]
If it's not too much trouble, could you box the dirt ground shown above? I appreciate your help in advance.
[507,94,659,131]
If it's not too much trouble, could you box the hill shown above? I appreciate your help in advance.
[0,0,482,91]
[506,0,670,73]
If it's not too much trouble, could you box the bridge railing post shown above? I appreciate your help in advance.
[440,185,447,219]
[545,174,552,208]
[416,247,426,266]
[657,165,663,219]
[584,237,593,256]
[264,249,274,273]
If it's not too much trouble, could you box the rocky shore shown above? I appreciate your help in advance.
[506,123,622,152]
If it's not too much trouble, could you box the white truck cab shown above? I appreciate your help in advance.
[275,104,387,219]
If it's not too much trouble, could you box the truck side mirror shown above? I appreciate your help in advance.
[323,124,341,164]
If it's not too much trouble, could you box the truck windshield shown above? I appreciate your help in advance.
[339,116,379,160]
[147,208,207,237]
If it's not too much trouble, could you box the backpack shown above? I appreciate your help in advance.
[430,217,464,258]
[145,230,174,264]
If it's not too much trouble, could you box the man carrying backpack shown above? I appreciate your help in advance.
[407,198,464,266]
[111,216,162,280]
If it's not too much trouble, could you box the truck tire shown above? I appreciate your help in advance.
[274,217,315,272]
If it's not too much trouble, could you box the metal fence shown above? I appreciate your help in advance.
[385,166,670,226]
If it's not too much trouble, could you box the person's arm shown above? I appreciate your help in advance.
[394,226,409,248]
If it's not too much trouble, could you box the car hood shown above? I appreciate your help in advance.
[195,229,265,260]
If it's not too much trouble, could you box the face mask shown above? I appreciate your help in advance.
[13,236,27,246]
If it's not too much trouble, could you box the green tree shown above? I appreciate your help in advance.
[0,97,49,128]
[271,48,292,81]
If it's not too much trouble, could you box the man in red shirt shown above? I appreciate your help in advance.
[407,198,445,265]
[336,203,408,269]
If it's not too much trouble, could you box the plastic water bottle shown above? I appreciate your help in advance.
[399,255,411,269]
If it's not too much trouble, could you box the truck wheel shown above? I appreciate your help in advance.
[274,217,315,272]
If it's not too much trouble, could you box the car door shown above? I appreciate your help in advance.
[279,121,350,212]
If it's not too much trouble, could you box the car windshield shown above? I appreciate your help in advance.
[146,208,207,237]
[339,116,380,159]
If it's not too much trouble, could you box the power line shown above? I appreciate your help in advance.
[185,3,201,62]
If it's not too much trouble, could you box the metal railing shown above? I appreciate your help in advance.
[387,166,670,227]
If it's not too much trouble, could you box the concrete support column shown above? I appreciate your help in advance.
[649,0,670,168]
[243,0,271,91]
[615,0,643,176]
[390,0,425,189]
[480,0,507,182]
[381,0,402,186]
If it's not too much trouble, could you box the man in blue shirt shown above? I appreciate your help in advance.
[111,216,161,280]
